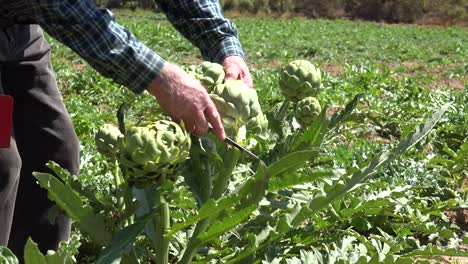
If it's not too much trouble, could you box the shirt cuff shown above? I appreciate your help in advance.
[203,36,245,64]
[119,46,166,94]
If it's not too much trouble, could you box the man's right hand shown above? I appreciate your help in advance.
[147,63,226,140]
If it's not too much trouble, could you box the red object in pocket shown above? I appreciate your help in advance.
[0,95,14,148]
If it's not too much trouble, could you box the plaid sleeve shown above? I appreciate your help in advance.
[18,0,165,93]
[157,0,245,64]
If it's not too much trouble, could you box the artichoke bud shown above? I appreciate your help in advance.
[198,61,225,90]
[295,96,322,127]
[118,120,191,187]
[95,123,123,159]
[246,112,268,133]
[186,65,203,80]
[279,60,321,102]
[210,80,263,136]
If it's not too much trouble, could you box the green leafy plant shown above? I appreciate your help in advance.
[28,13,468,263]
[25,60,460,264]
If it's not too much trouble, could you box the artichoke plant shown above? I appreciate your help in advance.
[95,123,123,159]
[199,61,225,90]
[279,60,321,102]
[118,120,191,187]
[188,61,225,90]
[295,96,322,127]
[246,112,269,133]
[209,79,262,137]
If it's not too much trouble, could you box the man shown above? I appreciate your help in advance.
[0,0,253,259]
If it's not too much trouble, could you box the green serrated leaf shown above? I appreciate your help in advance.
[24,239,46,264]
[330,93,364,128]
[96,214,153,264]
[293,107,329,151]
[197,204,258,243]
[267,149,321,179]
[269,170,334,192]
[196,163,269,243]
[166,198,220,237]
[307,104,450,212]
[0,246,18,264]
[225,226,279,264]
[33,172,111,246]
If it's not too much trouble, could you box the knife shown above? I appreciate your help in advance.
[223,136,261,161]
[208,125,260,161]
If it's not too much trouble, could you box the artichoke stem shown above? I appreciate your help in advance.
[113,159,125,211]
[179,147,240,263]
[211,147,241,199]
[277,98,291,122]
[179,235,203,264]
[113,159,122,187]
[155,189,170,264]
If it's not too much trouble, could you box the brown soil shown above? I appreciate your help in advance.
[244,57,284,69]
[72,63,88,71]
[326,106,340,120]
[384,61,466,91]
[180,55,203,66]
[427,78,466,91]
[322,63,345,76]
[445,209,468,230]
[365,134,392,144]
[97,104,111,112]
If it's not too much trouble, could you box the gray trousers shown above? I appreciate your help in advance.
[0,24,80,259]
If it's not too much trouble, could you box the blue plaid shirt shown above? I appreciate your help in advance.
[1,0,244,93]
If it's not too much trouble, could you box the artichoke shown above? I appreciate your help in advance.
[246,112,268,133]
[186,65,201,79]
[199,61,225,90]
[279,60,321,101]
[118,120,191,187]
[95,123,123,159]
[295,96,322,127]
[209,80,262,136]
[187,61,226,90]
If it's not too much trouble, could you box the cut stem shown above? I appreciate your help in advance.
[179,147,240,264]
[211,147,241,199]
[155,189,170,264]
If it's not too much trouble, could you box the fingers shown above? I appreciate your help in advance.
[224,65,240,81]
[241,69,254,88]
[147,62,226,139]
[182,93,224,140]
[191,109,209,137]
[226,67,254,88]
[223,56,254,88]
[204,97,226,140]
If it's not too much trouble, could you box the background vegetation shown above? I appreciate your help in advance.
[37,9,467,262]
[96,0,468,25]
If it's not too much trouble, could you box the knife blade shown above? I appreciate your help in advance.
[208,125,260,161]
[223,136,260,161]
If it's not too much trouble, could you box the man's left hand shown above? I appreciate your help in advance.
[223,56,253,88]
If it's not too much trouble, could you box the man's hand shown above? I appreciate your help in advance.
[223,56,253,88]
[147,63,225,140]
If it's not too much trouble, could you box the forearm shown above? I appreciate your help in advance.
[18,0,164,93]
[157,0,245,63]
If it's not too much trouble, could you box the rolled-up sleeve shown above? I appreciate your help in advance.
[157,0,245,63]
[13,0,165,93]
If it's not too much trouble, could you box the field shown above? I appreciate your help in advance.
[12,11,468,263]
